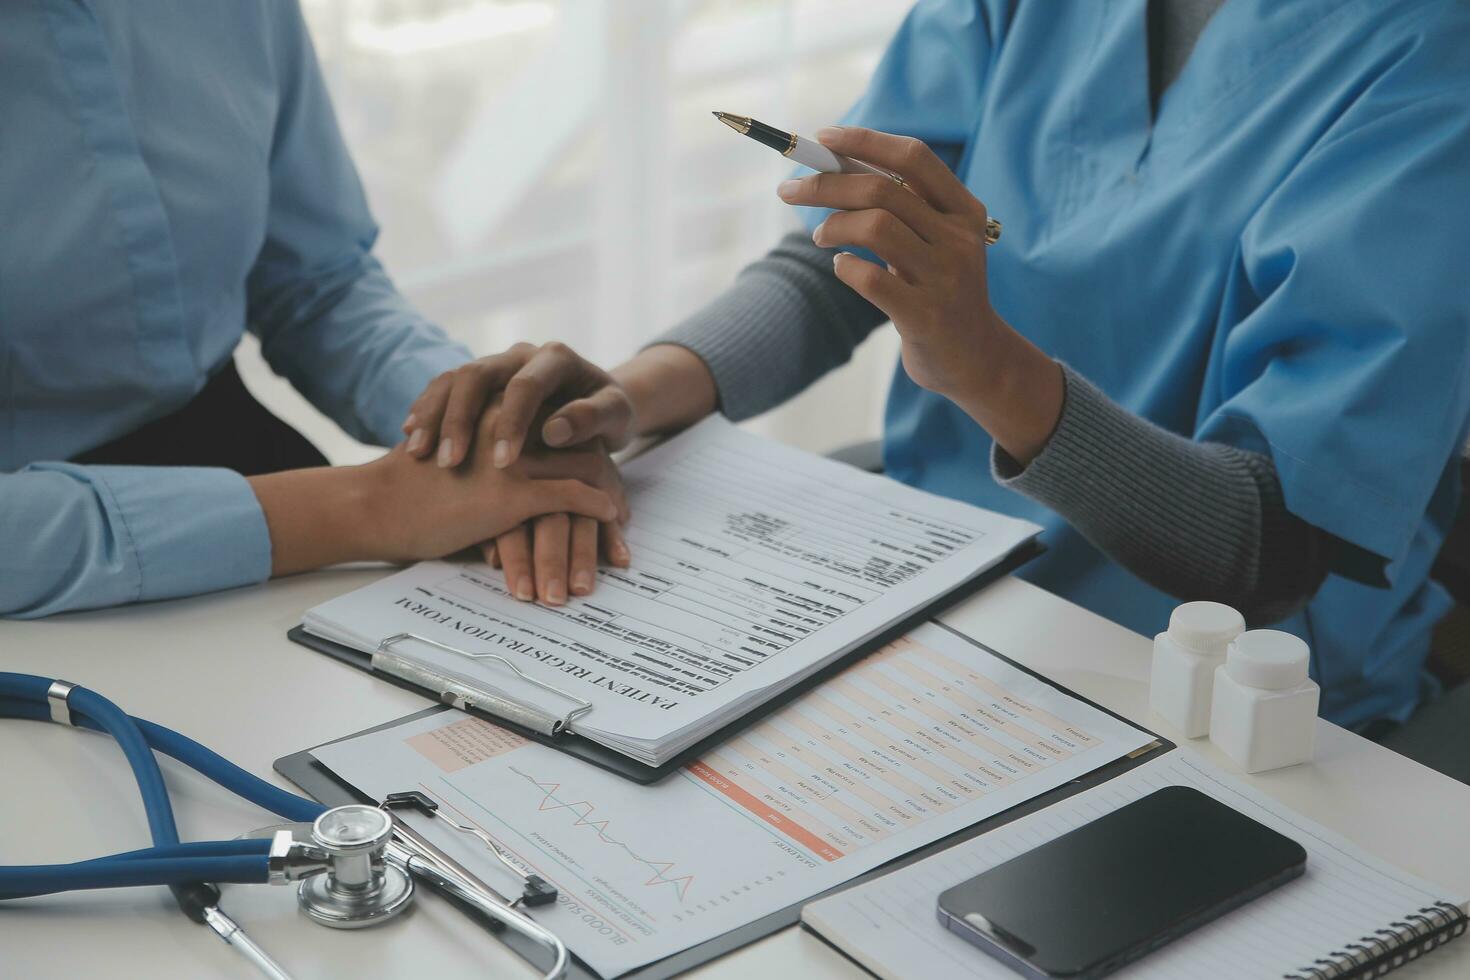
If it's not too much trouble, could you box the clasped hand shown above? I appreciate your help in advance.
[401,342,638,605]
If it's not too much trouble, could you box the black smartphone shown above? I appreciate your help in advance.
[936,786,1307,979]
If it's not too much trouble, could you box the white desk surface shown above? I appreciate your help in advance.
[2,567,1467,979]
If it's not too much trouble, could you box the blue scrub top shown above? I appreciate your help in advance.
[0,2,468,617]
[807,0,1470,728]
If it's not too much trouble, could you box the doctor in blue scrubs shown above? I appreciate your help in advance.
[406,0,1470,731]
[0,1,625,618]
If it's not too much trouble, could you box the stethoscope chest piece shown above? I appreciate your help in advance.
[296,805,414,929]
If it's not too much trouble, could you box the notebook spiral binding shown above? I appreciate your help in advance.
[1284,901,1468,979]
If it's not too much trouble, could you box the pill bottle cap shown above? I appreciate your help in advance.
[1225,630,1310,690]
[1166,601,1245,655]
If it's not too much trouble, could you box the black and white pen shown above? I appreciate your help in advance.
[712,111,1001,244]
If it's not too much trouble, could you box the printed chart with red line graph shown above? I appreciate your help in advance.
[511,766,696,901]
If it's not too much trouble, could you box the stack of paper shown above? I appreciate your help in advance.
[303,416,1041,767]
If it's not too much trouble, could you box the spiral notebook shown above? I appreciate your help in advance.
[801,750,1468,980]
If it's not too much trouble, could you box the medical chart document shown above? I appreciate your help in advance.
[303,416,1040,765]
[313,622,1154,978]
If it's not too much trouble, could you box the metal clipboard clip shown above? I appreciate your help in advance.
[370,632,593,737]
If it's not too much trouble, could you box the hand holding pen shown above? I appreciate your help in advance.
[777,125,1006,399]
[737,118,1062,467]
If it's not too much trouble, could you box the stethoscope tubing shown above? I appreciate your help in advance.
[0,690,323,823]
[1,853,269,897]
[1,674,179,844]
[0,673,325,900]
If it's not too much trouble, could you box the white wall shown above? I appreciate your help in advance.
[238,0,907,465]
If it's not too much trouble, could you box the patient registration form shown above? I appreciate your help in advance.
[314,622,1153,978]
[302,417,1040,764]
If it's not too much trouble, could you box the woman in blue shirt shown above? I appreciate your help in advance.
[409,0,1470,731]
[0,2,623,617]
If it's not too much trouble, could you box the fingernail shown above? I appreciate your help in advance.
[543,417,573,446]
[515,578,534,601]
[812,221,826,246]
[545,580,566,605]
[815,126,844,142]
[571,572,592,594]
[493,440,511,468]
[613,545,630,566]
[406,429,426,453]
[402,413,417,432]
[777,179,801,200]
[437,439,454,467]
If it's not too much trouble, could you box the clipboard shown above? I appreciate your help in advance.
[287,538,1044,785]
[274,623,1171,980]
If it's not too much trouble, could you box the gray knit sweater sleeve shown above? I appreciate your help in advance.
[993,366,1327,624]
[653,233,1329,623]
[652,231,888,421]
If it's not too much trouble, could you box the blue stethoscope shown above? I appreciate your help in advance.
[0,672,569,979]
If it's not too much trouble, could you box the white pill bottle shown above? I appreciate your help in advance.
[1209,629,1320,773]
[1150,601,1245,738]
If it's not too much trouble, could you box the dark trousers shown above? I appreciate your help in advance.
[73,359,328,475]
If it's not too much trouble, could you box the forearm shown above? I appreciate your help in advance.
[252,437,621,577]
[1,465,271,618]
[646,231,888,422]
[246,465,379,576]
[995,366,1329,622]
[946,319,1067,465]
[250,255,470,447]
[249,3,470,448]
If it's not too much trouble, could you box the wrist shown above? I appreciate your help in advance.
[614,345,718,436]
[247,462,382,576]
[919,308,1011,411]
[945,316,1065,467]
[353,453,413,563]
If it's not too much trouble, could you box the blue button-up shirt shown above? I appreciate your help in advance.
[0,1,469,617]
[805,0,1470,727]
